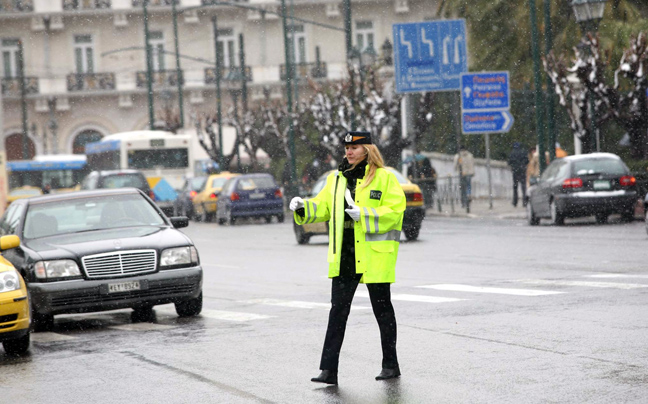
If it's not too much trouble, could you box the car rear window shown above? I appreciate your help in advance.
[10,188,41,197]
[387,168,410,185]
[23,194,165,239]
[572,158,627,176]
[237,176,276,190]
[211,177,229,188]
[102,174,148,189]
[189,177,207,191]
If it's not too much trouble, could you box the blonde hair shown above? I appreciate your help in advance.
[344,144,385,189]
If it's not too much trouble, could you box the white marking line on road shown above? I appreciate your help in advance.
[519,279,648,290]
[416,284,564,296]
[203,264,243,269]
[356,290,466,303]
[31,332,77,343]
[200,309,273,322]
[586,274,648,279]
[110,323,176,332]
[241,298,370,311]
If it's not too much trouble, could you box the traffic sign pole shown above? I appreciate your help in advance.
[485,133,493,209]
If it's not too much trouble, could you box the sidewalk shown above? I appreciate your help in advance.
[426,198,527,220]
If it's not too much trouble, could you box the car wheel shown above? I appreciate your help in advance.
[277,214,285,223]
[404,226,420,241]
[550,200,564,226]
[620,209,635,223]
[2,333,30,355]
[131,305,155,323]
[527,203,540,226]
[200,209,210,223]
[175,292,203,317]
[595,213,608,224]
[217,217,226,225]
[295,225,310,245]
[265,216,272,224]
[31,311,54,332]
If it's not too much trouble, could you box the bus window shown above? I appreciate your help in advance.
[127,148,188,170]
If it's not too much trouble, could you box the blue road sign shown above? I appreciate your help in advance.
[461,72,510,111]
[462,111,515,134]
[393,19,467,93]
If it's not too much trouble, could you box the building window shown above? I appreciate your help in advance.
[74,34,94,74]
[288,25,306,64]
[355,21,375,52]
[149,31,165,71]
[2,38,20,78]
[217,28,237,68]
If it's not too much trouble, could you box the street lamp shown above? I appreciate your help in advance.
[570,0,607,153]
[381,39,393,66]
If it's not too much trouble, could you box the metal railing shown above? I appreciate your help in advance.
[136,69,183,88]
[204,66,253,84]
[280,62,327,81]
[132,0,176,6]
[0,0,33,12]
[63,0,111,9]
[1,77,38,96]
[67,72,116,92]
[433,175,471,214]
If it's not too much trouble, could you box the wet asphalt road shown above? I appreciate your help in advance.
[1,214,647,403]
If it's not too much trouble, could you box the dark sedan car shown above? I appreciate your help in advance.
[173,176,207,219]
[0,189,203,331]
[215,174,285,225]
[527,153,637,225]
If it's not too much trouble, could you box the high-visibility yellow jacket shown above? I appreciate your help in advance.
[294,166,406,283]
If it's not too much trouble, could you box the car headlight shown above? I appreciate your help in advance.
[160,246,198,268]
[35,260,81,279]
[0,270,21,293]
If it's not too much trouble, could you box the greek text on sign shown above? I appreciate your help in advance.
[461,72,510,111]
[462,111,514,134]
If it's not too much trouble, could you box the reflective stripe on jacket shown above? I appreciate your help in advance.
[294,166,406,283]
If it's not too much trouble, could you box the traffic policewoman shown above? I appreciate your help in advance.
[289,131,406,385]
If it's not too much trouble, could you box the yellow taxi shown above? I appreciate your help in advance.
[294,167,426,243]
[193,172,240,222]
[6,186,43,208]
[0,235,30,355]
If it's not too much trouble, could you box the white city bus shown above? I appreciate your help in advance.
[85,131,193,211]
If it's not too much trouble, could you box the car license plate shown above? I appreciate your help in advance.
[593,180,611,190]
[108,281,140,293]
[250,193,265,199]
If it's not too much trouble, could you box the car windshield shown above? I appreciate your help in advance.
[102,174,147,189]
[190,177,207,191]
[386,168,410,184]
[573,158,627,176]
[23,194,165,239]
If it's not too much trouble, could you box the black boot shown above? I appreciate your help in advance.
[375,367,401,380]
[311,370,338,385]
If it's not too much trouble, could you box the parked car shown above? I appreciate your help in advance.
[6,186,42,208]
[174,176,207,219]
[193,172,240,222]
[0,235,31,355]
[527,153,637,225]
[81,169,153,196]
[0,188,203,331]
[215,174,284,225]
[293,167,425,244]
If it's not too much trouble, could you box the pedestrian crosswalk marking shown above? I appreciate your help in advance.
[585,274,648,279]
[110,323,175,332]
[416,284,563,296]
[240,298,371,310]
[31,332,77,343]
[356,290,466,303]
[519,280,648,290]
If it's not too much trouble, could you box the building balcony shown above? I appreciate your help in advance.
[0,0,33,13]
[136,69,183,88]
[63,0,111,10]
[1,77,38,96]
[204,66,252,84]
[67,72,116,92]
[280,62,327,81]
[132,0,176,6]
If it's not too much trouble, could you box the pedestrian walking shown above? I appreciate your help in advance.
[508,142,529,207]
[453,146,475,208]
[289,131,406,385]
[407,155,437,208]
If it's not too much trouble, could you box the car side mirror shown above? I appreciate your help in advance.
[170,216,189,229]
[0,235,20,251]
[529,176,539,186]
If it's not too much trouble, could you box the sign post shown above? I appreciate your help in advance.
[460,71,514,209]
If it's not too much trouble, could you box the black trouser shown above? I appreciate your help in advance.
[319,240,398,371]
[512,172,527,206]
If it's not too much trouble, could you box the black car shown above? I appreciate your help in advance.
[173,176,207,219]
[0,189,203,331]
[81,169,153,197]
[216,174,285,225]
[527,153,637,225]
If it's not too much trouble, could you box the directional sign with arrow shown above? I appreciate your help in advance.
[460,71,514,134]
[462,111,514,134]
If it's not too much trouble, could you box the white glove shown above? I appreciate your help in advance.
[345,204,361,222]
[289,197,304,211]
